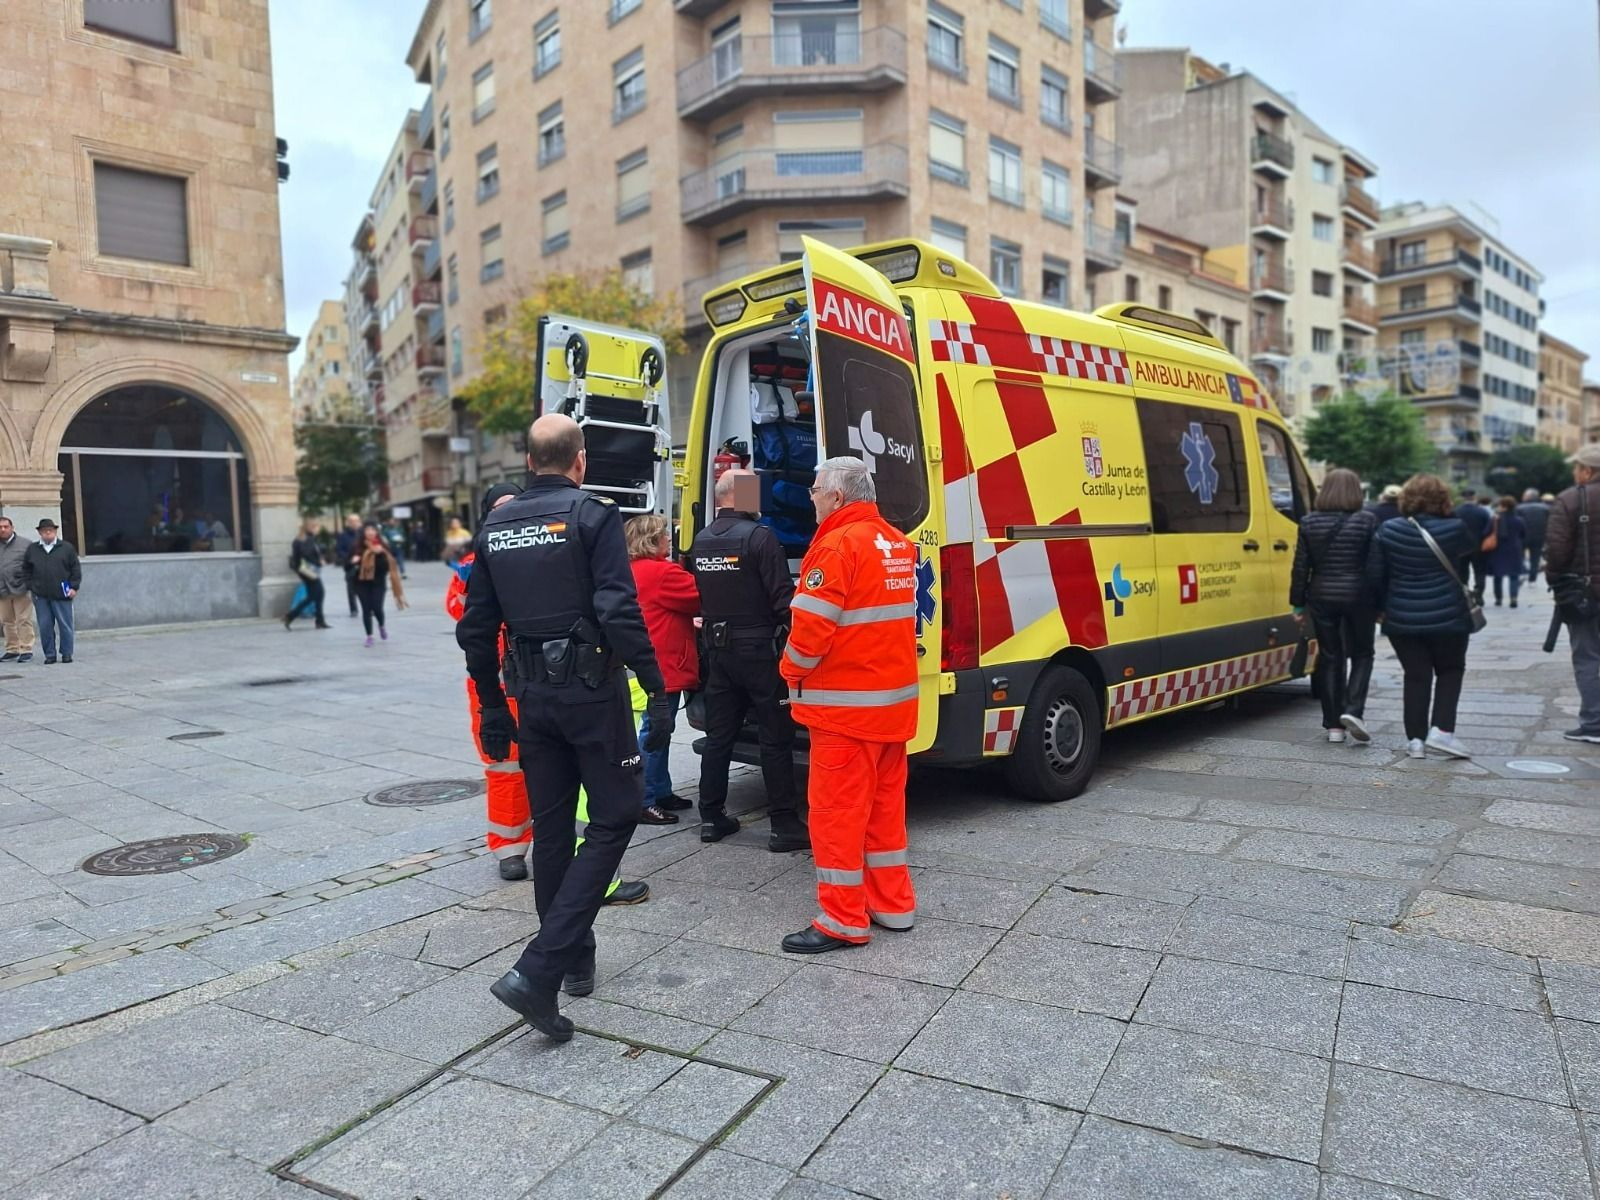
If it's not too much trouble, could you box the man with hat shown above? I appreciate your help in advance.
[1545,443,1600,744]
[21,518,81,664]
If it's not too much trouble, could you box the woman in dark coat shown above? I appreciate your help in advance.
[1486,495,1528,608]
[1367,474,1478,760]
[1290,468,1379,744]
[354,523,407,646]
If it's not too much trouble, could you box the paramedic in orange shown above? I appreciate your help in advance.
[778,456,918,953]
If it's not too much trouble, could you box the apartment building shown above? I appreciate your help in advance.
[0,0,297,627]
[1370,202,1542,483]
[399,0,1122,488]
[292,300,356,422]
[1117,49,1379,423]
[1110,199,1249,355]
[1538,332,1589,456]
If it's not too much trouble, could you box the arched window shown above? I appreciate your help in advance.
[58,386,253,555]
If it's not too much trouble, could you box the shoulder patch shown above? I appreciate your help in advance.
[590,494,616,506]
[805,568,825,590]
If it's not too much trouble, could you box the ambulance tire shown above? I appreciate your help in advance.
[1005,665,1102,803]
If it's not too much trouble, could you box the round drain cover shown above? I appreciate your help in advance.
[366,779,484,807]
[1505,759,1571,776]
[82,833,249,876]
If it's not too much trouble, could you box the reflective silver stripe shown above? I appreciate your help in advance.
[865,848,909,868]
[815,912,871,938]
[794,683,920,708]
[785,644,823,670]
[575,820,589,840]
[492,842,529,860]
[486,761,521,774]
[791,593,844,622]
[869,908,916,930]
[816,867,864,886]
[487,819,531,840]
[837,602,916,626]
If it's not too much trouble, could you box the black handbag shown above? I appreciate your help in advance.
[1551,484,1599,624]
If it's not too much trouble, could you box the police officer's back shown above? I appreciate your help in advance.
[687,469,806,852]
[459,413,671,1043]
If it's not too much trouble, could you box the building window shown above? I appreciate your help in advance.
[1399,328,1425,347]
[777,218,865,261]
[439,106,452,158]
[988,136,1022,207]
[84,0,176,48]
[484,304,507,326]
[1312,214,1334,242]
[1399,283,1426,311]
[447,254,459,305]
[480,225,504,282]
[771,1,862,67]
[1312,157,1334,184]
[1312,327,1334,354]
[616,149,651,221]
[620,248,653,296]
[927,2,964,76]
[469,0,492,40]
[542,191,569,254]
[1311,270,1334,297]
[928,110,967,185]
[930,217,966,259]
[990,237,1021,296]
[435,31,448,83]
[93,163,189,266]
[472,63,496,122]
[613,49,646,123]
[442,181,456,233]
[1040,160,1071,224]
[1397,239,1425,267]
[538,101,565,166]
[1139,401,1251,534]
[1041,66,1070,131]
[1123,274,1140,303]
[450,326,463,376]
[608,0,641,24]
[1221,317,1239,354]
[476,143,499,201]
[774,109,864,176]
[1042,256,1070,307]
[1039,0,1070,39]
[1158,284,1172,309]
[58,388,252,556]
[987,35,1021,106]
[535,10,561,76]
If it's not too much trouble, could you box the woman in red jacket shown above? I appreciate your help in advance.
[626,514,701,824]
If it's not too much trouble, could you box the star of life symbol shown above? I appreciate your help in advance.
[1082,436,1104,479]
[848,409,887,473]
[1181,422,1219,505]
[914,547,937,636]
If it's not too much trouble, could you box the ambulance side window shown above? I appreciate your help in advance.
[1256,422,1312,521]
[1136,400,1251,534]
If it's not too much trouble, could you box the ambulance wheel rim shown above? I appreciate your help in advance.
[1043,697,1085,772]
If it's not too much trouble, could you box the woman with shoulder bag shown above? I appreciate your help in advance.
[1367,474,1481,760]
[283,518,329,630]
[1289,468,1379,744]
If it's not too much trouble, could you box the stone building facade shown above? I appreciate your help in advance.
[291,299,355,423]
[1537,332,1588,457]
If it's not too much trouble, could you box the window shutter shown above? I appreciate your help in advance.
[773,111,863,150]
[617,152,650,205]
[94,163,189,265]
[929,120,964,170]
[543,194,569,240]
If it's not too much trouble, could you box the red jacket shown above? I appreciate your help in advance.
[630,555,701,693]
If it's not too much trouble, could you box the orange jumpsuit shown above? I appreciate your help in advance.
[780,500,918,942]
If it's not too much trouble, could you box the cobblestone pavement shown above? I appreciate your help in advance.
[3,564,1600,1199]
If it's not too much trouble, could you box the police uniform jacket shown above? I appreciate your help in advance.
[687,509,794,641]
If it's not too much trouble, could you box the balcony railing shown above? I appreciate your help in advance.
[422,467,452,493]
[416,345,447,373]
[1379,246,1482,278]
[418,93,435,147]
[1341,241,1378,276]
[1340,179,1378,223]
[422,238,442,281]
[409,215,438,246]
[1252,324,1293,357]
[677,26,906,119]
[405,151,434,192]
[419,169,438,213]
[1457,338,1482,362]
[680,142,909,224]
[359,304,379,334]
[426,307,445,345]
[1082,134,1123,184]
[1251,195,1294,233]
[1083,40,1122,99]
[1084,222,1123,268]
[364,352,383,380]
[412,281,441,311]
[1380,291,1482,322]
[1341,296,1379,327]
[1084,0,1121,15]
[1251,131,1295,173]
[1251,259,1293,295]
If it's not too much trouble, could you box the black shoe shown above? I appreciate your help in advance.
[658,793,693,811]
[782,926,858,955]
[1563,729,1600,744]
[768,817,811,854]
[490,970,573,1042]
[640,805,679,825]
[0,652,17,662]
[61,656,72,664]
[15,653,31,663]
[283,613,293,630]
[1510,600,1518,609]
[43,656,56,665]
[315,622,330,630]
[700,812,740,843]
[562,966,595,997]
[498,856,529,881]
[603,880,650,906]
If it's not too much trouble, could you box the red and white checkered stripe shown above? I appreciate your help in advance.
[1106,645,1300,727]
[929,320,992,366]
[983,707,1023,754]
[1028,334,1131,385]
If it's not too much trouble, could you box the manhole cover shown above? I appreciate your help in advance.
[365,779,484,807]
[169,730,225,742]
[1477,757,1600,782]
[81,833,249,876]
[1505,759,1572,775]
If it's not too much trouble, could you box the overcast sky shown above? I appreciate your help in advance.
[269,0,1600,377]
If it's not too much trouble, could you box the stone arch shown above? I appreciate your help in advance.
[0,402,25,471]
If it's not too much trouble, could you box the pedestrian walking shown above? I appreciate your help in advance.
[283,518,330,630]
[1289,468,1379,744]
[687,468,806,852]
[1368,474,1480,760]
[779,457,917,954]
[1367,483,1402,526]
[334,513,363,617]
[461,413,671,1043]
[1544,444,1600,744]
[21,519,81,665]
[1453,490,1492,604]
[1517,488,1551,584]
[0,516,36,663]
[1487,497,1527,608]
[354,523,406,646]
[626,514,700,826]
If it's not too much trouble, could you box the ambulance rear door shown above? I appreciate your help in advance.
[800,237,941,753]
[535,315,673,516]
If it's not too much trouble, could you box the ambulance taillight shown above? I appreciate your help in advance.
[939,543,978,672]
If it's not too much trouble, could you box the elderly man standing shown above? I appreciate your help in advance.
[779,456,918,954]
[1546,444,1600,744]
[1518,487,1551,585]
[0,517,36,663]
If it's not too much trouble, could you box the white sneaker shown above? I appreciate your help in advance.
[1327,729,1346,743]
[1340,714,1371,744]
[1425,728,1472,759]
[1406,738,1426,759]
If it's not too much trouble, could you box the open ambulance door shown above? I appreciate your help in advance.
[535,315,672,516]
[800,237,942,753]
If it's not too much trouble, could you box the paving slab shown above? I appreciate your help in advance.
[532,1122,700,1200]
[1458,827,1600,871]
[2,1123,280,1200]
[1166,906,1350,978]
[629,1059,771,1141]
[662,1149,795,1200]
[815,917,1003,988]
[465,1029,686,1115]
[335,969,517,1065]
[219,946,453,1033]
[1402,891,1600,968]
[1015,887,1186,951]
[1046,1115,1320,1199]
[1434,854,1600,916]
[731,964,948,1063]
[0,1068,140,1192]
[1554,1018,1600,1114]
[964,930,1159,1019]
[1482,798,1600,838]
[561,997,719,1055]
[1344,938,1544,1012]
[1134,955,1342,1056]
[604,940,797,1026]
[1193,797,1459,845]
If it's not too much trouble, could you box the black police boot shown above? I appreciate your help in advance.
[498,855,528,882]
[490,970,573,1042]
[782,926,858,955]
[659,793,693,811]
[700,811,741,843]
[603,880,650,905]
[563,959,596,997]
[768,812,810,854]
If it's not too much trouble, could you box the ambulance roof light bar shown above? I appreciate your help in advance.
[1099,303,1226,350]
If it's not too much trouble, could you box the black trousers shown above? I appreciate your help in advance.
[1387,632,1469,742]
[1526,539,1544,583]
[1468,554,1489,600]
[1310,604,1375,728]
[287,578,325,625]
[345,569,359,615]
[697,646,798,820]
[354,580,386,635]
[512,672,642,991]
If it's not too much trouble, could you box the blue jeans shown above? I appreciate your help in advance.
[637,690,681,806]
[1572,616,1600,735]
[33,597,74,659]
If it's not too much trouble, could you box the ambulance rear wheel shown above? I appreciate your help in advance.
[1005,666,1102,803]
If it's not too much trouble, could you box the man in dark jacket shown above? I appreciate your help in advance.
[334,513,364,617]
[1546,444,1600,743]
[1517,488,1551,584]
[1367,484,1402,526]
[21,518,81,664]
[1453,491,1491,603]
[0,516,35,663]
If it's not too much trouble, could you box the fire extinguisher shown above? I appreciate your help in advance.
[712,438,749,482]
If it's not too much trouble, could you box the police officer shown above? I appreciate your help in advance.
[460,413,672,1043]
[688,468,807,852]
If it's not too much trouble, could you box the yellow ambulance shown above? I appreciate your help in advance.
[672,237,1316,801]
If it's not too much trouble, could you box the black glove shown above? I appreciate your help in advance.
[477,705,515,762]
[643,693,675,753]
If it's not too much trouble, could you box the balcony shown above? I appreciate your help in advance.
[364,351,383,382]
[359,304,379,335]
[1379,290,1482,327]
[1340,178,1379,227]
[1251,131,1295,177]
[1409,383,1482,411]
[1341,241,1378,281]
[1341,296,1379,331]
[426,307,445,345]
[422,467,452,494]
[419,169,438,214]
[682,263,755,328]
[412,281,441,314]
[417,390,452,434]
[1457,337,1482,363]
[673,0,728,13]
[356,258,377,292]
[408,214,438,249]
[421,237,442,281]
[418,93,435,150]
[677,26,906,121]
[1084,0,1121,15]
[1082,134,1122,188]
[680,143,908,225]
[1083,40,1122,102]
[1252,323,1293,358]
[1084,223,1123,271]
[406,151,434,193]
[416,345,447,376]
[1251,196,1294,238]
[1251,258,1293,299]
[1379,246,1482,280]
